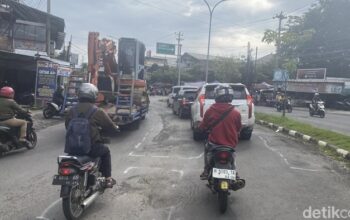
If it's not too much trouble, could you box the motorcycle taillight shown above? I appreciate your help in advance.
[218,151,230,160]
[58,167,76,176]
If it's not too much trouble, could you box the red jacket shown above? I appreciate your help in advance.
[199,103,242,148]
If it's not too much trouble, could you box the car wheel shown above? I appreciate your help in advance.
[240,129,252,140]
[193,130,204,141]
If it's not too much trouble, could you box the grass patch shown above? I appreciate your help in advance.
[256,112,350,152]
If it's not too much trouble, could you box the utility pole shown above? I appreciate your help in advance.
[176,32,184,86]
[246,42,253,89]
[66,35,72,62]
[273,11,287,116]
[254,46,258,82]
[46,0,51,57]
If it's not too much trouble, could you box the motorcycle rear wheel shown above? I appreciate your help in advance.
[43,107,55,119]
[62,185,84,220]
[218,191,228,213]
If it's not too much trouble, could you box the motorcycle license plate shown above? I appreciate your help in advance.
[212,168,236,180]
[52,175,78,186]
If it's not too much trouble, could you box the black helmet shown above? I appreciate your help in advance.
[214,84,234,103]
[78,83,98,102]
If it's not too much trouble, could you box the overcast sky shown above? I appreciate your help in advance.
[25,0,317,62]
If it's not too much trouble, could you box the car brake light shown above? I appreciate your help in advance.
[247,95,253,119]
[199,94,205,117]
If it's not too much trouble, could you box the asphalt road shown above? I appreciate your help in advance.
[1,97,349,220]
[256,106,350,136]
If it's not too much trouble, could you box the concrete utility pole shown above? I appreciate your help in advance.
[273,11,287,116]
[46,0,51,57]
[254,46,258,81]
[274,11,287,69]
[176,32,184,86]
[246,42,253,89]
[66,35,72,62]
[203,0,228,83]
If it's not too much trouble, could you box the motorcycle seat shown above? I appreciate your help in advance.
[61,155,98,164]
[0,125,11,131]
[208,143,235,152]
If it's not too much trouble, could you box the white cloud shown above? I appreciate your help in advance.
[183,1,205,17]
[228,0,275,13]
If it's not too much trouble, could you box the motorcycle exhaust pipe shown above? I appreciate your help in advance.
[231,179,246,191]
[82,191,100,208]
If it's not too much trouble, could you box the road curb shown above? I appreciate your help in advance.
[256,120,350,160]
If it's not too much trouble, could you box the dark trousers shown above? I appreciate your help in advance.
[89,143,111,177]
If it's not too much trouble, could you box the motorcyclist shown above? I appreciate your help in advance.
[276,91,282,109]
[199,85,242,180]
[0,86,32,147]
[312,92,321,110]
[52,85,65,107]
[65,83,118,188]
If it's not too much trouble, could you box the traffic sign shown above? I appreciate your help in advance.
[156,42,176,55]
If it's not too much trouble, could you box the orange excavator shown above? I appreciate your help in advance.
[87,32,149,127]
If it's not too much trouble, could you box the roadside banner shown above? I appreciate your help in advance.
[35,61,58,99]
[296,68,326,80]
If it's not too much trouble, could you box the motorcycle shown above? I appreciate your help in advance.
[52,138,111,220]
[0,112,37,154]
[206,144,245,213]
[276,98,293,113]
[309,101,325,118]
[43,102,64,119]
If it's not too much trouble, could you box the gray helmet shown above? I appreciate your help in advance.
[78,83,98,101]
[214,84,234,102]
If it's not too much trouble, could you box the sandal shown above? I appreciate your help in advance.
[105,178,116,188]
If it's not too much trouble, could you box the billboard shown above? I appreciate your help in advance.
[156,42,176,55]
[296,68,326,80]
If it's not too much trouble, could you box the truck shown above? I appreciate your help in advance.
[88,32,149,128]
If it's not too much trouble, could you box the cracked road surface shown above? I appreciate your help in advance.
[1,97,349,220]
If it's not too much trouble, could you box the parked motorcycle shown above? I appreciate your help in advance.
[52,137,111,220]
[0,112,37,154]
[309,101,325,118]
[206,144,245,213]
[43,102,64,119]
[276,98,293,113]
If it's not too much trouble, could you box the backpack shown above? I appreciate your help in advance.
[64,106,97,155]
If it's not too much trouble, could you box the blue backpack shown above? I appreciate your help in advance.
[64,106,97,155]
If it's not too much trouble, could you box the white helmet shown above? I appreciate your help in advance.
[78,83,98,101]
[214,84,234,102]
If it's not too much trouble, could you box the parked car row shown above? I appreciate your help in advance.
[167,83,255,141]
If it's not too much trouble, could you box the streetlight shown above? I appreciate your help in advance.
[204,0,228,83]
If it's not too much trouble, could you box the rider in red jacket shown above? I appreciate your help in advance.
[199,85,242,179]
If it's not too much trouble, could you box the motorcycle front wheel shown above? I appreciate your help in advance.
[26,130,37,149]
[62,185,84,220]
[218,191,228,213]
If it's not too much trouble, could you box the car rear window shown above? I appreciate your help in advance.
[183,91,197,100]
[205,85,247,99]
[173,88,180,94]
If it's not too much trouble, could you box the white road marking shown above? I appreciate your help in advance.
[178,152,204,160]
[171,170,184,179]
[36,198,61,220]
[123,167,138,174]
[152,155,170,158]
[290,167,319,172]
[142,137,147,142]
[167,206,175,220]
[258,136,320,172]
[128,151,145,157]
[134,143,142,149]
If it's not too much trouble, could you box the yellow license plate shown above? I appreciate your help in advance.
[220,181,229,190]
